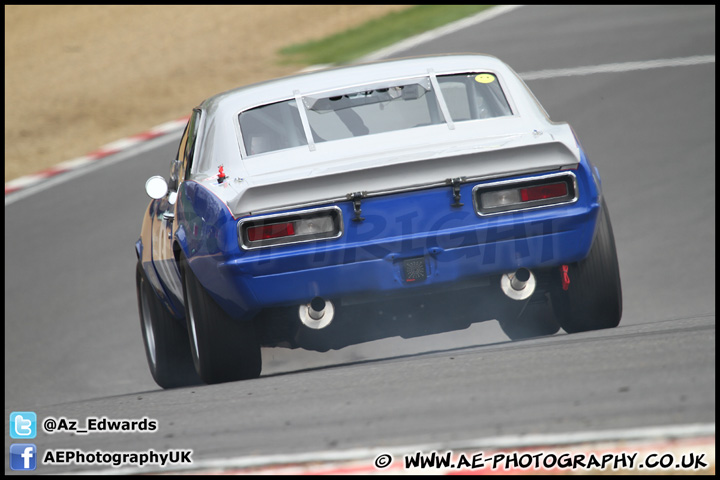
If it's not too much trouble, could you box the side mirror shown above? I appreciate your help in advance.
[145,176,168,199]
[168,159,181,192]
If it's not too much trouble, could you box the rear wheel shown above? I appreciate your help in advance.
[550,198,622,333]
[180,255,262,384]
[136,262,200,389]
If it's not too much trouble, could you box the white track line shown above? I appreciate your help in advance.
[4,132,182,206]
[359,5,524,62]
[520,54,715,80]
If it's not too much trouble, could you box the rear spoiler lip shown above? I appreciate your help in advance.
[234,163,576,218]
[229,140,580,218]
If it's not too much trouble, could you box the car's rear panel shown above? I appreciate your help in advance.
[177,151,600,322]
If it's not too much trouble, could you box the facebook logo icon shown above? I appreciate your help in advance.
[10,444,37,471]
[10,412,37,439]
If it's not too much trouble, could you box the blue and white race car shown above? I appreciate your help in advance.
[135,54,622,387]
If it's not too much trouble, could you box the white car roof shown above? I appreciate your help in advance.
[202,54,520,114]
[187,54,579,217]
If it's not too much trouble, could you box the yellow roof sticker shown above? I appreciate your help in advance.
[475,73,496,84]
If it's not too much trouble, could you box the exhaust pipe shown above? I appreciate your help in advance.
[299,297,335,329]
[500,268,536,301]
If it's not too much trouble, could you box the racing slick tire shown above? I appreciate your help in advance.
[136,262,201,389]
[180,255,262,384]
[497,299,562,341]
[550,198,623,333]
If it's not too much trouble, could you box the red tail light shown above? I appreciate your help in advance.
[520,182,568,202]
[247,222,295,241]
[239,206,343,250]
[474,172,577,215]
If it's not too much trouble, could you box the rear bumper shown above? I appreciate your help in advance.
[202,176,599,319]
[231,209,594,295]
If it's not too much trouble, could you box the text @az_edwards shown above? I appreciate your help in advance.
[42,416,157,434]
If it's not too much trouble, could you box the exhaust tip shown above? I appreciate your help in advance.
[514,267,531,283]
[310,296,326,313]
[500,268,536,301]
[299,297,334,329]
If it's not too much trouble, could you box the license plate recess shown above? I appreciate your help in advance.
[402,257,427,283]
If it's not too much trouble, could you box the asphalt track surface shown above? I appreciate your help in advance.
[4,5,715,474]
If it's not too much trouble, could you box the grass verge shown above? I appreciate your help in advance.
[278,5,495,66]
